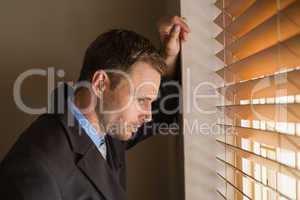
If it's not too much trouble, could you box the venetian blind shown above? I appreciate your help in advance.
[215,0,300,199]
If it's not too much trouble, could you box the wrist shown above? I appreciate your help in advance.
[162,54,178,78]
[164,54,178,67]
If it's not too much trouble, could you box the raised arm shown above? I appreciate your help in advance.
[158,16,190,79]
[126,16,190,150]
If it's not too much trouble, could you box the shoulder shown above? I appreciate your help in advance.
[1,114,76,184]
[5,114,71,158]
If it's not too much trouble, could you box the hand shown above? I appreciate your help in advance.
[157,16,191,77]
[157,16,191,59]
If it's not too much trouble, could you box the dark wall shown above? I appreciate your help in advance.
[0,0,182,200]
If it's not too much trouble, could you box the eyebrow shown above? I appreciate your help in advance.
[139,96,157,102]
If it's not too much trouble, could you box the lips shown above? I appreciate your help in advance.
[131,123,142,133]
[132,125,140,132]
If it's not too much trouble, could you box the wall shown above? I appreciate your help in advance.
[0,0,182,200]
[126,0,183,199]
[180,0,223,199]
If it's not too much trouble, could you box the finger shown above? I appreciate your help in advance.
[178,20,191,33]
[172,16,191,33]
[182,32,188,42]
[179,31,186,42]
[168,24,181,43]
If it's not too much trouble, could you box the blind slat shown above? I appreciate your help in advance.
[218,104,300,123]
[216,189,227,200]
[217,172,252,200]
[217,124,300,151]
[215,0,296,46]
[216,34,300,84]
[217,67,300,101]
[214,0,255,28]
[215,0,300,198]
[216,140,300,179]
[216,1,300,64]
[216,157,292,200]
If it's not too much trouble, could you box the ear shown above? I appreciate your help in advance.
[91,70,110,97]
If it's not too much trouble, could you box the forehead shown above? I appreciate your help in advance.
[128,61,161,96]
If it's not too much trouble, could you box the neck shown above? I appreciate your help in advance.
[74,88,106,136]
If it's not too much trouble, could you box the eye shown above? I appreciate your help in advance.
[137,98,146,105]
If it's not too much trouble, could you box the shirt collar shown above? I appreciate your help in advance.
[68,99,105,148]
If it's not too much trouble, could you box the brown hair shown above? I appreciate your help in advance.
[78,29,166,89]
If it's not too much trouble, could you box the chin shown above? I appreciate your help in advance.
[116,131,133,141]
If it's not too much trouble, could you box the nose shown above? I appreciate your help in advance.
[144,113,152,122]
[142,103,152,123]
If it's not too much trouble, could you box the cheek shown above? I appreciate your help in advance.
[111,100,143,126]
[119,103,140,122]
[104,90,130,115]
[106,86,141,124]
[115,94,141,123]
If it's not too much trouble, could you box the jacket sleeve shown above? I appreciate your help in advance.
[0,155,62,200]
[126,75,181,150]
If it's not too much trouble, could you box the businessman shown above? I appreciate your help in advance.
[0,16,190,200]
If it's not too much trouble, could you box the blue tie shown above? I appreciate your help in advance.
[98,139,107,160]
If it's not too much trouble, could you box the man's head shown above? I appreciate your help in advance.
[76,29,166,140]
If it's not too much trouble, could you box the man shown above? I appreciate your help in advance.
[0,16,190,200]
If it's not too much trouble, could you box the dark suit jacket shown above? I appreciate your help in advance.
[0,78,180,200]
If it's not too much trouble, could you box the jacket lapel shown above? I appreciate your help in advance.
[77,146,126,200]
[58,111,126,200]
[54,83,126,200]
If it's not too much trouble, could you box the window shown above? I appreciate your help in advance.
[215,0,300,199]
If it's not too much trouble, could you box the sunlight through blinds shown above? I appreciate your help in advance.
[215,0,300,199]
